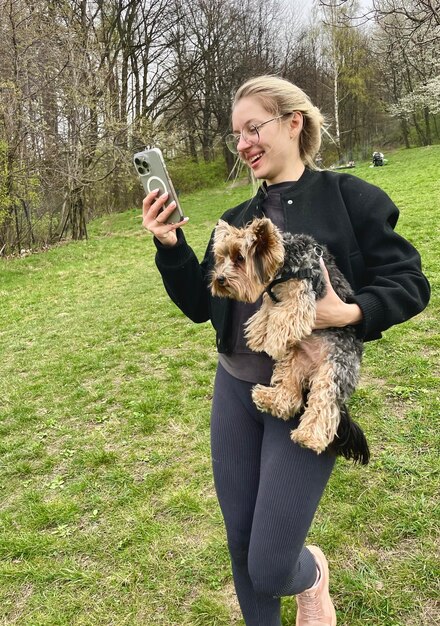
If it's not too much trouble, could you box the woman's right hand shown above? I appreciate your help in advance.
[142,189,189,247]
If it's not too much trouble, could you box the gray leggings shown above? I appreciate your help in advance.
[211,364,336,626]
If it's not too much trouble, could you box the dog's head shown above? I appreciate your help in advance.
[210,218,285,302]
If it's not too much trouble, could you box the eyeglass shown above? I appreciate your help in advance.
[225,113,292,154]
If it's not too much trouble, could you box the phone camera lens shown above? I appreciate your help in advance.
[134,158,141,165]
[138,167,145,175]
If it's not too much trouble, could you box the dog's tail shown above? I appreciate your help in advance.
[330,404,370,465]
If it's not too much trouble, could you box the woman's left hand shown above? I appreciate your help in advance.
[314,259,363,329]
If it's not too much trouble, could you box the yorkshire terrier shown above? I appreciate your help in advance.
[210,217,369,463]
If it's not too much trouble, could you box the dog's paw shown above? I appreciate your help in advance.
[252,384,275,412]
[290,425,329,454]
[252,385,296,420]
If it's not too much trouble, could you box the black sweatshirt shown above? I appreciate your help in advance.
[154,168,430,351]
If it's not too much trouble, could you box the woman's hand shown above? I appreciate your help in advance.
[142,189,189,247]
[314,259,363,329]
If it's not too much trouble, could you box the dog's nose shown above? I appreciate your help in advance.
[217,275,226,285]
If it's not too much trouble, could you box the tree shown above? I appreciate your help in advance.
[372,0,440,146]
[315,0,381,160]
[372,0,440,41]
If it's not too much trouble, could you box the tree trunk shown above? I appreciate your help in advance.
[333,66,342,160]
[400,118,411,148]
[423,106,432,145]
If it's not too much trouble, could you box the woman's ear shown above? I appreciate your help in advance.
[290,111,303,138]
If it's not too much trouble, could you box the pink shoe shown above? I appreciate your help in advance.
[295,545,337,626]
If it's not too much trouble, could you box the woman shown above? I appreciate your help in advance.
[142,76,430,626]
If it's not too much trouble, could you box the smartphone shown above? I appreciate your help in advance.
[133,148,185,224]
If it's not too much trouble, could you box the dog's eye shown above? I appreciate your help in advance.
[235,253,245,263]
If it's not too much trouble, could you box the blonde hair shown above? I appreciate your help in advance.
[233,75,324,170]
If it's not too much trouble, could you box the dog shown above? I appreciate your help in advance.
[210,217,369,464]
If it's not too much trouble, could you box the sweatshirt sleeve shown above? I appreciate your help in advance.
[341,177,430,340]
[154,228,214,323]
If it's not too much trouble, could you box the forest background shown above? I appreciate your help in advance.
[0,0,439,255]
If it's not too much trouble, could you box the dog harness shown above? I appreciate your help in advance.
[266,245,324,304]
[266,270,314,303]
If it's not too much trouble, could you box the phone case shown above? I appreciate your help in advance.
[134,148,185,224]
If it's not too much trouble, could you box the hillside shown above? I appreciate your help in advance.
[0,145,438,626]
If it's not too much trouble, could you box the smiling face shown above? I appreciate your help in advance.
[231,96,304,184]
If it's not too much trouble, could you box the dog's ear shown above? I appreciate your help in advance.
[213,219,233,246]
[247,217,275,254]
[247,218,284,282]
[247,218,279,254]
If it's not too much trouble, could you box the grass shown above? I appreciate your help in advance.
[0,145,439,625]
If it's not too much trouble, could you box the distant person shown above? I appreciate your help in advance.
[142,76,430,625]
[372,151,384,166]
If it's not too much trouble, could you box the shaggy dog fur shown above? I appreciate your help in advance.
[210,217,369,463]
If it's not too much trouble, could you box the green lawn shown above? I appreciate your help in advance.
[0,146,439,625]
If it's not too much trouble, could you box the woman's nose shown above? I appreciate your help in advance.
[237,133,252,152]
